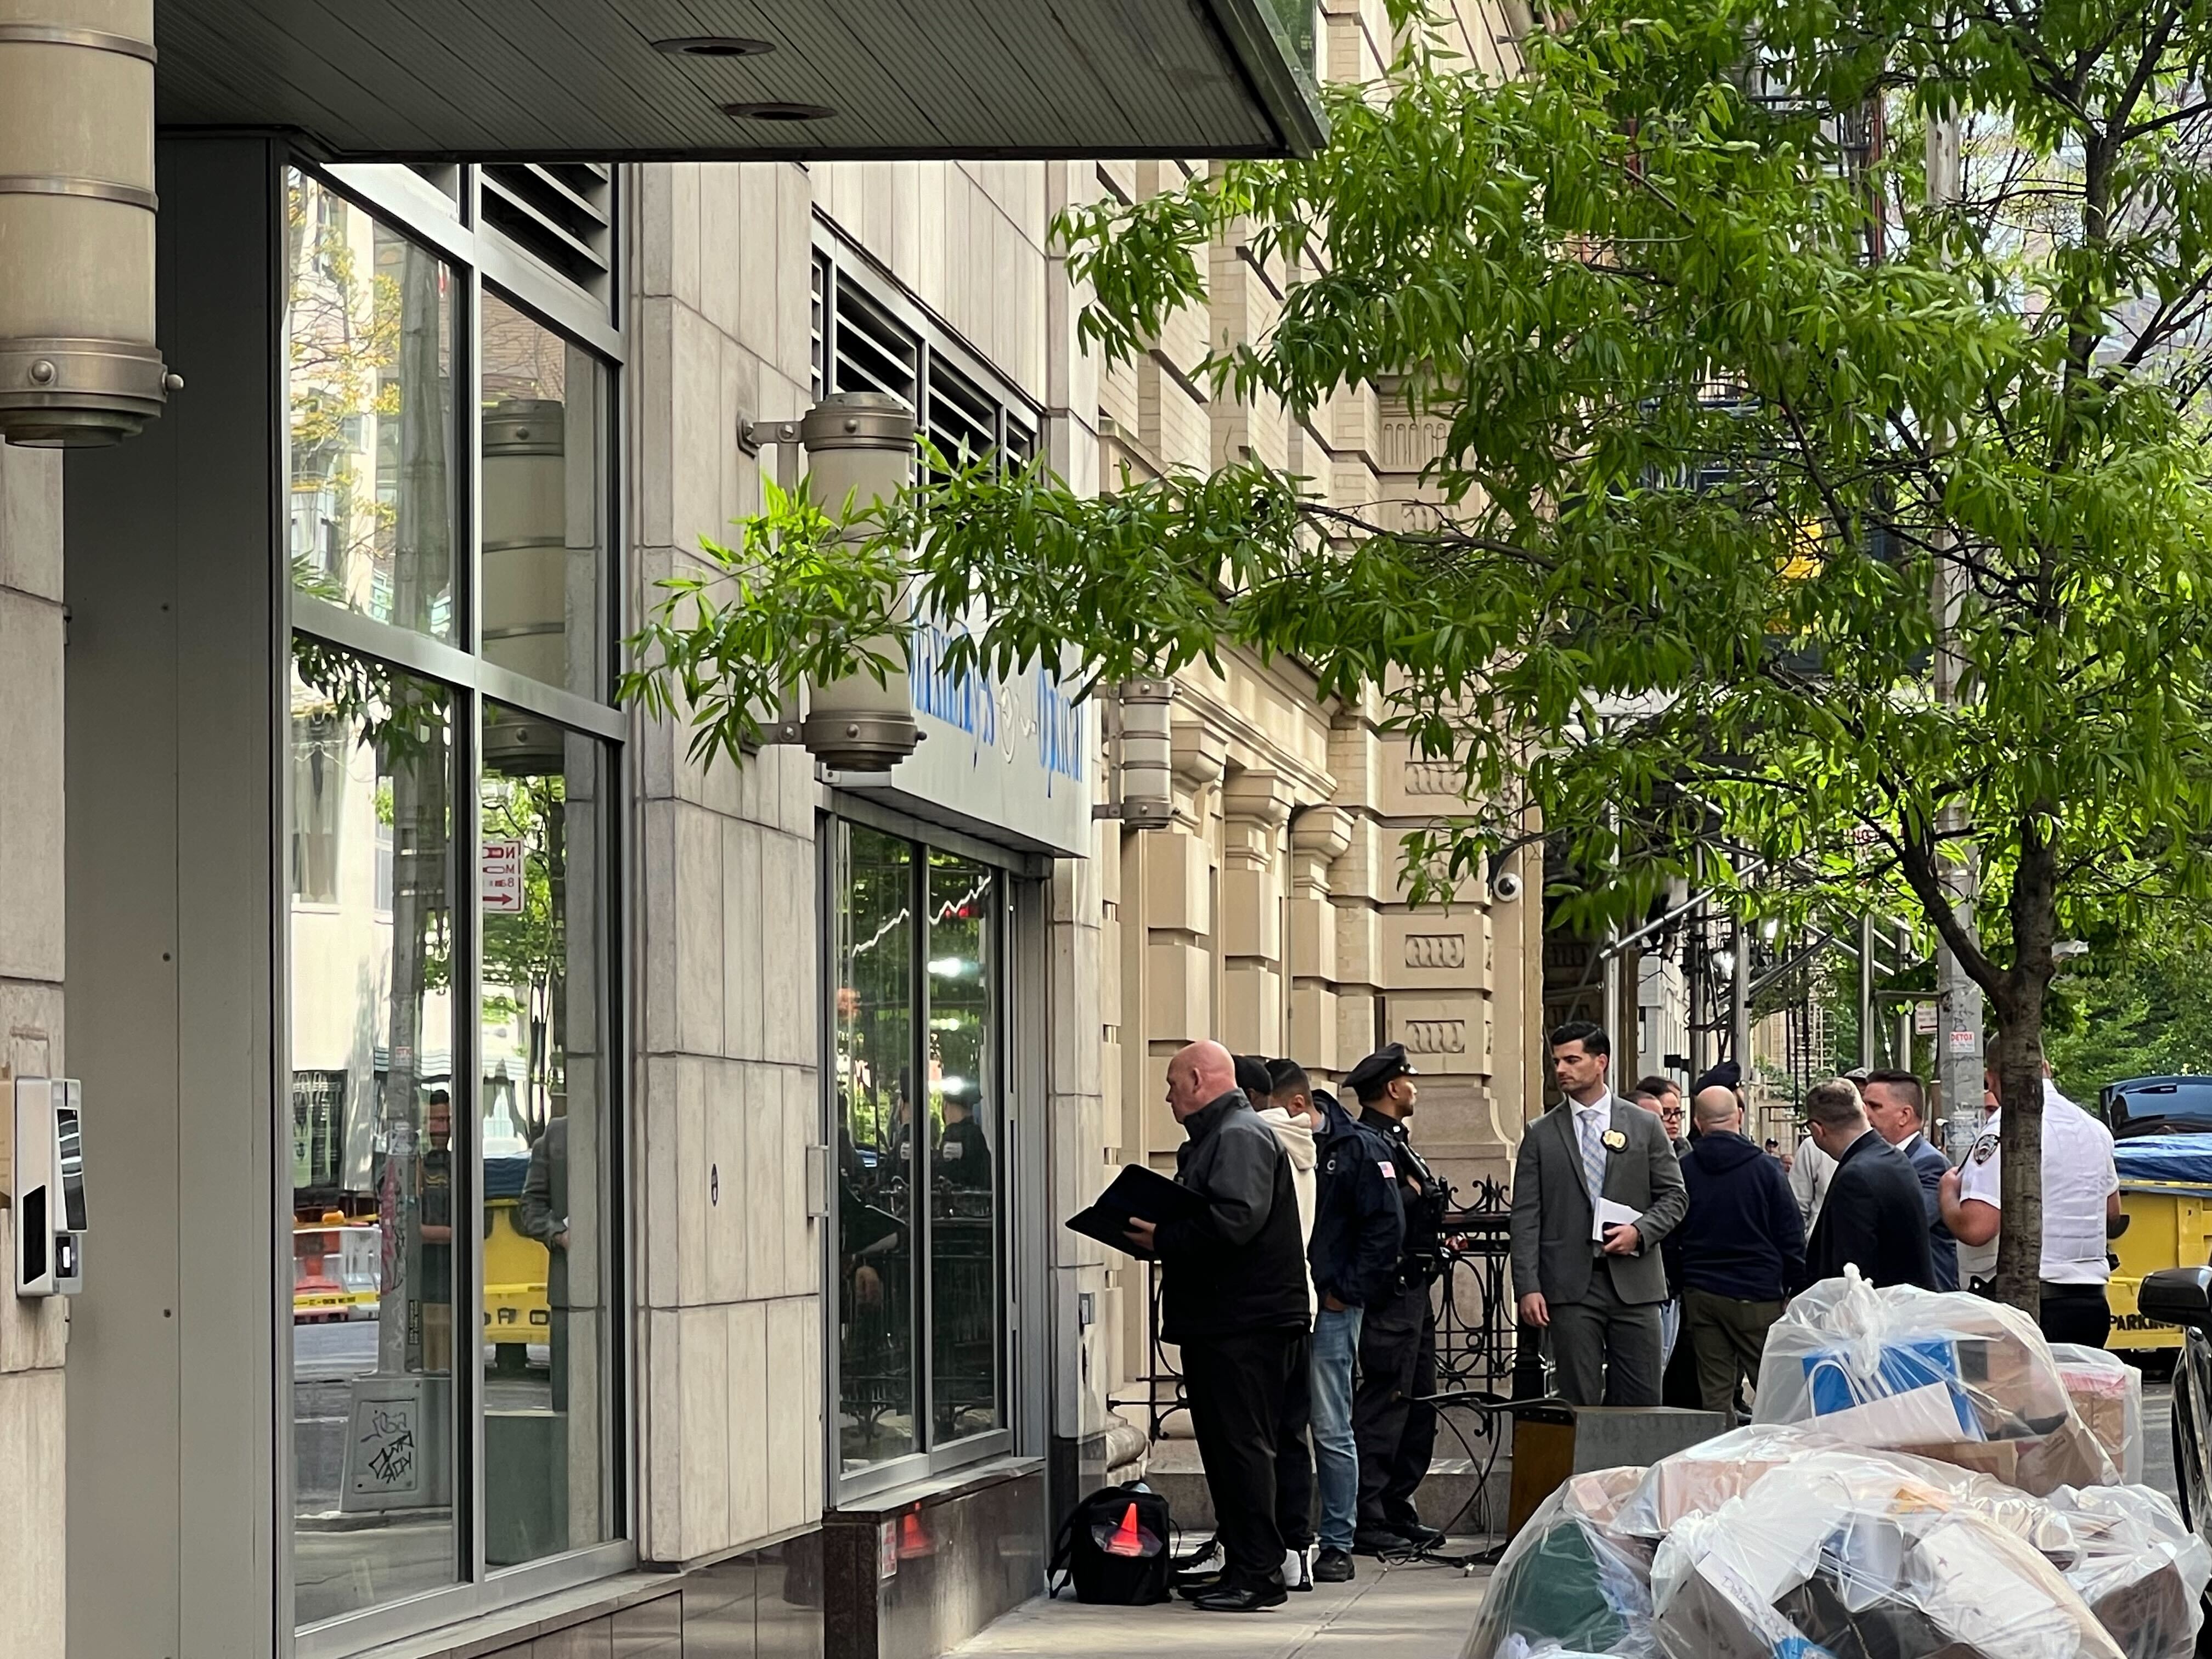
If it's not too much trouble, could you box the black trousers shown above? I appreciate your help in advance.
[1353,1284,1436,1532]
[1182,1328,1302,1588]
[1276,1329,1314,1549]
[2040,1282,2113,1349]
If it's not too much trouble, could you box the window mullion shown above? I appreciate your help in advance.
[458,684,488,1586]
[913,841,934,1453]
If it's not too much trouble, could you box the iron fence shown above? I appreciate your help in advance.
[1133,1172,1528,1441]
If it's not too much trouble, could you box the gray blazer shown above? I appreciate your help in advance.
[1510,1094,1688,1307]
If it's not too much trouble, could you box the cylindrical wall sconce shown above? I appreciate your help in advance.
[797,391,923,771]
[0,2,173,444]
[481,396,567,685]
[1110,677,1176,827]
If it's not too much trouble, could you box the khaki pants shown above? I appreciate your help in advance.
[1681,1288,1782,1421]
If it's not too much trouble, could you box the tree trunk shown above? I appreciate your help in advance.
[1988,811,2061,1318]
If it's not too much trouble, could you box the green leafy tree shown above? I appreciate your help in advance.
[626,1,2212,1312]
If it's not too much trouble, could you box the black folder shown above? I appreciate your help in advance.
[1064,1163,1211,1257]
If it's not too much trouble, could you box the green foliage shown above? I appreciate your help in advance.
[623,0,2212,1301]
[2046,934,2212,1090]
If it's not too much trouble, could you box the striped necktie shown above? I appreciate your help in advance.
[1579,1107,1608,1216]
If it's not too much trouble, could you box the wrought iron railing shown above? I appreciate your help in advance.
[1135,1172,1530,1441]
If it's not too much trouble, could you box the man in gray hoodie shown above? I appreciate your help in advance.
[1253,1056,1320,1589]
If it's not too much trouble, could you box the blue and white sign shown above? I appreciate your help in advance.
[844,620,1093,857]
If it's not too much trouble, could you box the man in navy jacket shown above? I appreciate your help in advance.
[1300,1075,1404,1582]
[1668,1086,1806,1419]
[1863,1068,1959,1290]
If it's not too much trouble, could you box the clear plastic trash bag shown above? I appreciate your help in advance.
[1462,1483,1659,1659]
[2046,1483,2211,1659]
[2049,1344,2147,1485]
[1752,1267,2117,1493]
[1647,1449,2128,1659]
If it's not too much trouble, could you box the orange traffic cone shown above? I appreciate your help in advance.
[1105,1502,1144,1558]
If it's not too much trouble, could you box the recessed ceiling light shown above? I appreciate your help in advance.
[723,101,836,122]
[656,36,775,57]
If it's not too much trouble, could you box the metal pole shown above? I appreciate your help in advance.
[1603,926,1623,1059]
[1859,913,1877,1069]
[1927,112,1986,1158]
[1731,916,1751,1085]
[1897,923,1916,1074]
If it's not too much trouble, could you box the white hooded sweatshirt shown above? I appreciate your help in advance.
[1258,1105,1319,1314]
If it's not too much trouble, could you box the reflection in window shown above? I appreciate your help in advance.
[478,703,611,1565]
[927,853,1002,1444]
[833,826,917,1472]
[290,709,345,903]
[286,641,456,1627]
[479,290,607,696]
[831,826,1009,1479]
[286,168,455,640]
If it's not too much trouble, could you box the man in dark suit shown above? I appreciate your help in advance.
[1510,1022,1689,1406]
[1862,1068,1958,1291]
[1802,1076,1936,1290]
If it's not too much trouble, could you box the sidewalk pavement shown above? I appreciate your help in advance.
[948,1554,1493,1659]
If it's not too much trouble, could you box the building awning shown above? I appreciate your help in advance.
[154,0,1327,161]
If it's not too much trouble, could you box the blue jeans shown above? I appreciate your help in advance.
[1310,1304,1364,1551]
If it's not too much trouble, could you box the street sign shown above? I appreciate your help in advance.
[1916,1003,1938,1035]
[1948,1027,1978,1056]
[481,838,524,913]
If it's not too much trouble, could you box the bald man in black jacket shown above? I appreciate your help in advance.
[1801,1077,1936,1291]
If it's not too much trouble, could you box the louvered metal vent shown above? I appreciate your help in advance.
[481,163,614,289]
[832,280,919,406]
[819,253,1040,472]
[926,354,996,477]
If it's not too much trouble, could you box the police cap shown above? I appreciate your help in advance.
[1344,1042,1419,1103]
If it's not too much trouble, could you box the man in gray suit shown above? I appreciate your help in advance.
[1510,1021,1689,1406]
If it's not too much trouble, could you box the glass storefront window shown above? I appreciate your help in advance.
[287,642,458,1626]
[286,170,457,641]
[283,161,626,1638]
[477,703,613,1565]
[926,852,1002,1445]
[479,292,609,696]
[832,827,918,1472]
[830,823,1007,1482]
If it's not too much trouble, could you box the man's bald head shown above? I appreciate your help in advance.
[1692,1086,1741,1133]
[1167,1041,1237,1122]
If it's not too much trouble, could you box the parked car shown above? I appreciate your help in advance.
[2102,1076,2212,1138]
[2136,1266,2212,1649]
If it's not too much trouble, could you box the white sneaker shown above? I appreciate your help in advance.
[1284,1545,1312,1591]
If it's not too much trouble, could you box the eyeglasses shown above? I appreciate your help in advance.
[1660,1107,1684,1122]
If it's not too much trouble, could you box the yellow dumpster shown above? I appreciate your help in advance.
[2107,1181,2212,1353]
[483,1151,549,1348]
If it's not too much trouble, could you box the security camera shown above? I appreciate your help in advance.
[1491,868,1525,902]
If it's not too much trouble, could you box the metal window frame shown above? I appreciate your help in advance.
[279,156,636,1659]
[821,811,1021,1509]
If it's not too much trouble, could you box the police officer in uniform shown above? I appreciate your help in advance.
[1344,1043,1450,1555]
[1939,1068,2123,1345]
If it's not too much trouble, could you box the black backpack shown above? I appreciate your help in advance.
[1046,1482,1175,1604]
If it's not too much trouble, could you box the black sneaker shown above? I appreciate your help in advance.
[1397,1521,1446,1550]
[1313,1547,1356,1583]
[1352,1525,1412,1556]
